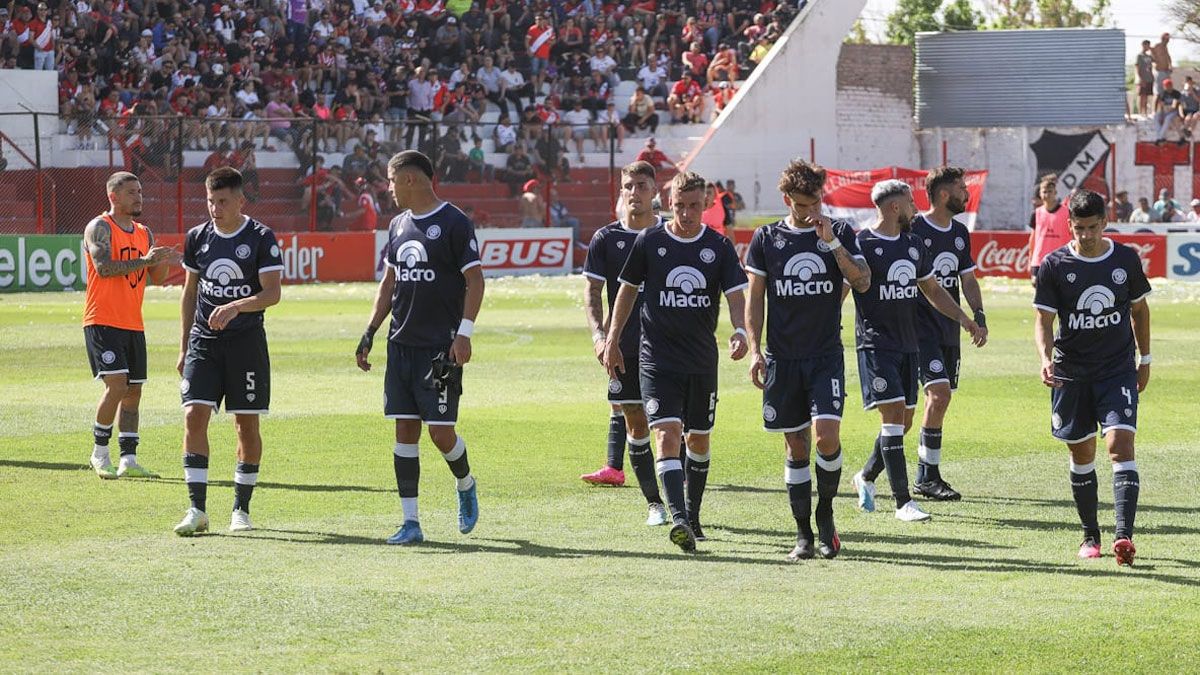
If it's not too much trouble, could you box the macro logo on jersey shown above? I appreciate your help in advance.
[660,266,710,307]
[201,258,253,298]
[1069,285,1119,329]
[931,252,960,290]
[776,252,834,297]
[395,240,436,282]
[880,260,919,300]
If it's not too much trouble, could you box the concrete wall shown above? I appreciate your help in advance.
[0,70,60,171]
[835,44,918,169]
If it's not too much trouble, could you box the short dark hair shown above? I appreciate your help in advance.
[205,166,244,192]
[387,150,434,180]
[621,160,656,181]
[777,158,826,198]
[106,171,139,194]
[926,165,965,204]
[1039,173,1058,189]
[1068,189,1106,220]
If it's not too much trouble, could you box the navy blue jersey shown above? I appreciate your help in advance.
[744,218,862,359]
[383,201,481,348]
[851,227,934,353]
[618,224,748,374]
[182,216,284,339]
[583,218,661,357]
[913,214,977,346]
[1033,240,1151,382]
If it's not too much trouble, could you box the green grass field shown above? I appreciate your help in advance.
[3,276,1200,672]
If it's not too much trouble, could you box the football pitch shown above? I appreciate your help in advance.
[2,276,1200,671]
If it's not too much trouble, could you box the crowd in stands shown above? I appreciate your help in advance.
[1,0,804,223]
[1118,188,1200,224]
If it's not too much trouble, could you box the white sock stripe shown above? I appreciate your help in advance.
[393,443,420,458]
[627,436,651,447]
[118,432,139,439]
[1070,460,1096,474]
[785,465,812,484]
[401,496,420,522]
[815,453,843,471]
[443,436,467,462]
[234,471,259,486]
[917,446,941,464]
[183,467,208,483]
[685,449,710,463]
[656,458,682,475]
[93,422,113,429]
[1113,460,1138,473]
[881,424,905,437]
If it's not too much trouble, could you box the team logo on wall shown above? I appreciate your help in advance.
[1029,129,1112,199]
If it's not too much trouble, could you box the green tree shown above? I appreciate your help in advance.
[943,0,984,31]
[886,0,943,45]
[845,18,872,44]
[1166,0,1200,43]
[988,0,1110,28]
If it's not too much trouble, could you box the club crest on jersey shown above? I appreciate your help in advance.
[776,252,833,296]
[645,398,660,415]
[616,240,626,249]
[246,393,256,402]
[924,239,932,248]
[200,243,210,253]
[762,404,777,422]
[874,247,883,256]
[270,244,280,257]
[395,240,436,282]
[200,259,253,298]
[180,379,190,394]
[832,399,841,410]
[608,379,622,394]
[660,266,710,307]
[872,377,888,393]
[1052,413,1062,430]
[100,350,116,365]
[1067,273,1076,283]
[816,239,831,252]
[699,248,715,264]
[235,244,252,260]
[439,403,448,413]
[427,225,442,240]
[1105,411,1120,427]
[1069,285,1119,329]
[908,247,920,261]
[930,359,944,373]
[879,260,919,300]
[955,237,965,251]
[1124,407,1133,417]
[774,237,786,249]
[469,239,478,251]
[657,247,667,257]
[1112,268,1127,285]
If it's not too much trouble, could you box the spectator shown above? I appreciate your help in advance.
[562,98,592,163]
[229,141,261,201]
[476,55,509,116]
[526,13,555,93]
[1181,78,1200,139]
[1154,188,1181,214]
[1135,40,1154,116]
[504,143,535,196]
[494,113,518,153]
[1152,32,1173,96]
[682,41,709,86]
[668,71,704,124]
[203,142,232,173]
[726,178,746,215]
[343,144,371,183]
[549,187,582,242]
[469,136,494,182]
[701,182,728,236]
[345,177,380,231]
[520,179,546,228]
[589,44,620,90]
[438,130,470,182]
[635,136,675,170]
[1161,201,1184,223]
[636,59,669,102]
[27,3,53,71]
[1188,199,1200,223]
[749,36,773,64]
[595,100,624,152]
[500,61,533,116]
[1113,191,1133,222]
[1129,197,1157,223]
[1154,79,1183,143]
[623,86,660,135]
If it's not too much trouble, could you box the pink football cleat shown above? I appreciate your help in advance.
[1113,538,1136,567]
[580,466,625,487]
[1077,538,1102,560]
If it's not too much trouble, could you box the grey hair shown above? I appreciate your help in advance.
[870,179,912,207]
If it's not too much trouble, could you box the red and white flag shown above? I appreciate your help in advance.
[822,167,988,230]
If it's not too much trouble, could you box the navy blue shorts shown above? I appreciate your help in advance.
[181,327,271,414]
[385,342,459,425]
[762,353,846,432]
[640,365,717,434]
[857,349,919,411]
[918,340,961,391]
[608,357,642,405]
[84,325,147,384]
[1050,370,1138,443]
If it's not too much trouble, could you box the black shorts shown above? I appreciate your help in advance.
[639,365,718,434]
[762,353,846,432]
[385,342,459,425]
[1051,370,1138,443]
[608,357,642,405]
[857,349,919,411]
[84,325,147,383]
[181,327,271,414]
[918,341,961,391]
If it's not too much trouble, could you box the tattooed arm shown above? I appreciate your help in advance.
[84,219,177,278]
[584,277,607,362]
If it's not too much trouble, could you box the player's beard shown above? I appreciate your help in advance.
[130,207,143,217]
[947,195,967,215]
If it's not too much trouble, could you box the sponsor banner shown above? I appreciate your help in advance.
[158,231,377,285]
[0,235,88,292]
[823,167,988,230]
[1168,234,1200,281]
[475,227,573,276]
[972,232,1167,279]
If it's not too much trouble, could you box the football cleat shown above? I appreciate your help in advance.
[817,532,841,560]
[852,471,876,512]
[895,500,932,522]
[669,523,696,552]
[173,507,209,536]
[90,455,118,480]
[646,503,668,526]
[117,462,159,479]
[787,539,815,562]
[914,479,962,501]
[386,520,424,545]
[1078,538,1102,559]
[688,519,706,541]
[580,466,626,487]
[1113,538,1136,567]
[229,509,253,532]
[457,482,479,534]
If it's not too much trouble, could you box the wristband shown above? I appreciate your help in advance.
[824,237,842,251]
[458,318,475,339]
[592,330,606,344]
[973,308,986,328]
[1139,354,1152,365]
[733,327,747,339]
[366,323,380,338]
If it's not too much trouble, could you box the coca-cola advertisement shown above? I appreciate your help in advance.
[971,232,1166,278]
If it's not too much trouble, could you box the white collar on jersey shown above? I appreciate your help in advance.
[782,215,815,233]
[868,225,901,241]
[619,215,663,231]
[918,212,954,232]
[665,223,706,243]
[213,215,250,239]
[409,201,448,219]
[1068,238,1114,262]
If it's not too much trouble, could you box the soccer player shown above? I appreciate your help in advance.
[82,171,179,479]
[1033,189,1151,566]
[355,150,485,545]
[581,161,669,526]
[848,180,985,523]
[911,166,988,501]
[603,171,750,552]
[745,159,871,561]
[174,167,284,536]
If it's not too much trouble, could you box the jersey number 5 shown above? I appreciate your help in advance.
[246,372,256,391]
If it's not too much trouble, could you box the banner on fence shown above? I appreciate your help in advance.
[0,235,87,291]
[1168,234,1200,281]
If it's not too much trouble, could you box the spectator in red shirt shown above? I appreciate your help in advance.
[203,142,232,173]
[526,13,555,93]
[345,177,380,231]
[682,41,709,86]
[668,71,704,123]
[635,137,676,170]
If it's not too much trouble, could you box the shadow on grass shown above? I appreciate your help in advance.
[241,529,1200,588]
[940,513,1200,537]
[713,524,1010,550]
